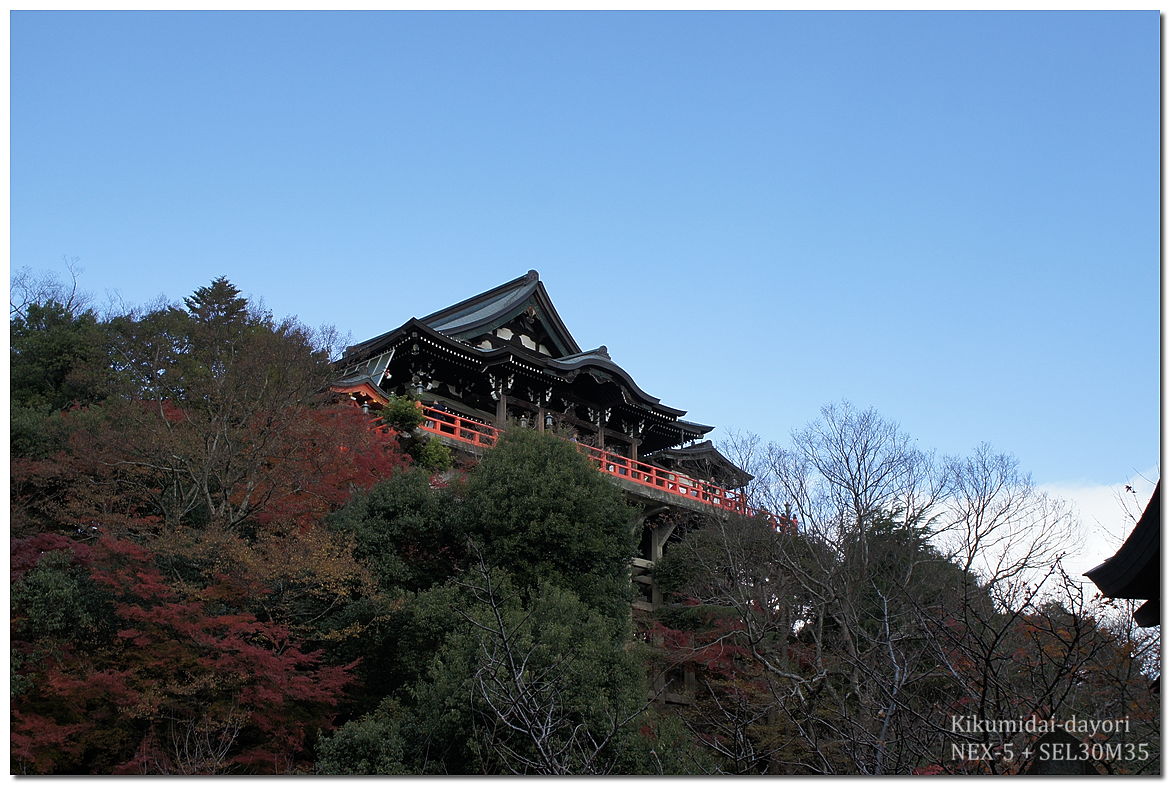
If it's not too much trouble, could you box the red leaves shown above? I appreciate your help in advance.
[11,353,411,772]
[647,612,763,691]
[11,292,416,773]
[10,711,91,774]
[10,533,85,578]
[11,534,357,774]
[252,405,409,529]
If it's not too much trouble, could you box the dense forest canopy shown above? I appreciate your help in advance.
[9,272,1159,774]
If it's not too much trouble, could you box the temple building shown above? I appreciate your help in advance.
[333,270,718,456]
[331,269,767,511]
[333,271,780,679]
[333,270,783,702]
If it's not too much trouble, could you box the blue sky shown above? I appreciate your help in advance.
[11,11,1159,496]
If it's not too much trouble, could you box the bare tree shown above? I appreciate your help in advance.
[670,402,1156,775]
[134,710,245,775]
[937,444,1079,594]
[758,401,949,544]
[10,258,91,320]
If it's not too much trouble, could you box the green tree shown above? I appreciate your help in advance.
[322,470,467,715]
[328,467,464,594]
[11,300,108,412]
[376,394,452,471]
[403,564,651,774]
[461,427,636,617]
[319,428,653,774]
[10,299,112,459]
[315,699,410,774]
[184,276,247,327]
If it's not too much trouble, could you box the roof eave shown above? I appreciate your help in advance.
[419,270,583,357]
[1085,482,1160,599]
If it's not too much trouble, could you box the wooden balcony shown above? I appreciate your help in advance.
[418,405,790,530]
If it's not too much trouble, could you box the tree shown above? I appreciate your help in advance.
[314,698,411,774]
[376,394,453,471]
[11,300,108,412]
[318,428,658,774]
[11,535,355,774]
[939,443,1077,593]
[10,259,90,322]
[654,401,1161,774]
[83,279,349,531]
[10,293,113,461]
[328,467,465,594]
[184,276,247,327]
[460,427,636,617]
[10,277,413,773]
[395,561,653,774]
[320,468,468,716]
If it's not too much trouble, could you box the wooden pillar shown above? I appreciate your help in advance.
[651,575,663,607]
[653,672,667,706]
[648,518,678,608]
[535,388,552,432]
[628,420,646,462]
[490,372,513,428]
[590,407,610,450]
[650,519,678,563]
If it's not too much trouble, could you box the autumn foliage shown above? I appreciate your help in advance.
[10,278,410,773]
[13,535,358,773]
[10,277,1159,775]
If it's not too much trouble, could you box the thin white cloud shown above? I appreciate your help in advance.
[1039,468,1158,590]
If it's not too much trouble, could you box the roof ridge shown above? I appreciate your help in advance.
[418,270,539,325]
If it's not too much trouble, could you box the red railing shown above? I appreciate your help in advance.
[419,406,498,448]
[577,442,751,513]
[417,405,789,529]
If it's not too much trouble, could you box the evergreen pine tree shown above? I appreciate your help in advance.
[183,276,247,326]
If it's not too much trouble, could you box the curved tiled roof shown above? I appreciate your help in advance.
[648,440,752,489]
[1086,482,1159,628]
[338,271,713,441]
[345,270,582,362]
[547,346,686,417]
[420,269,582,357]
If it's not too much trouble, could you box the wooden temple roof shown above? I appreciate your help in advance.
[345,270,581,363]
[1085,481,1160,627]
[649,441,754,490]
[333,271,736,454]
[419,269,582,357]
